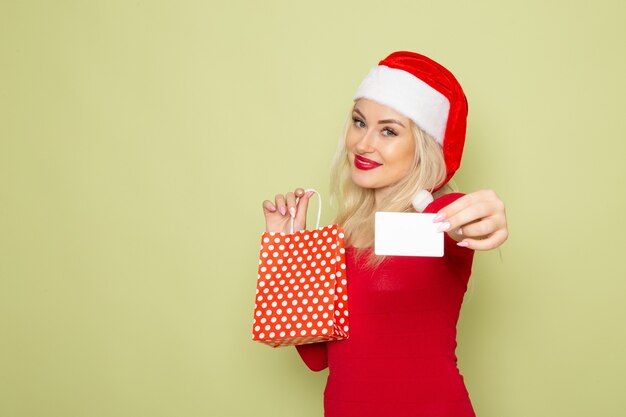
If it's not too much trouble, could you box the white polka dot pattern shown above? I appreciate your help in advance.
[252,224,349,348]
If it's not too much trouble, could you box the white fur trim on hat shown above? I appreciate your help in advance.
[353,65,450,144]
[411,189,434,212]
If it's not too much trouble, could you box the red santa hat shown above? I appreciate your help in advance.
[353,51,468,210]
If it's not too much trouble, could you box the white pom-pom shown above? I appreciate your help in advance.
[411,189,433,212]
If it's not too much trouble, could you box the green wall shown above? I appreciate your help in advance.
[2,1,625,416]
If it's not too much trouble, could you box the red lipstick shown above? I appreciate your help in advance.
[354,155,382,170]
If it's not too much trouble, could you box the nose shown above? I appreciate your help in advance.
[355,128,376,154]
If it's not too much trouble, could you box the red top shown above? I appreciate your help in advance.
[296,193,476,417]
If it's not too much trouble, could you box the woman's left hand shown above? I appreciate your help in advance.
[434,189,508,251]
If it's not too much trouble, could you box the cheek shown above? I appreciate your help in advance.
[345,129,358,150]
[386,139,415,171]
[401,144,416,169]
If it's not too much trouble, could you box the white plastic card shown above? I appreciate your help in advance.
[374,212,444,257]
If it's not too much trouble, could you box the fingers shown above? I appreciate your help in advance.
[283,188,306,218]
[440,202,498,233]
[293,191,313,231]
[435,188,506,229]
[285,192,297,218]
[436,189,502,221]
[262,200,277,215]
[274,193,287,216]
[457,216,502,239]
[436,192,477,219]
[286,188,305,218]
[433,189,508,251]
[458,229,509,251]
[262,188,308,234]
[262,188,307,220]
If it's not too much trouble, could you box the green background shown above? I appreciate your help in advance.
[2,1,625,416]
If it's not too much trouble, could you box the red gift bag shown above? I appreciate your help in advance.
[252,191,349,348]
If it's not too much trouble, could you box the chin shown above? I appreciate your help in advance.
[349,169,380,190]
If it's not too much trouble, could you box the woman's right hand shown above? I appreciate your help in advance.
[262,188,314,233]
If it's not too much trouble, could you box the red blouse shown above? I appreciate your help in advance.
[296,193,476,417]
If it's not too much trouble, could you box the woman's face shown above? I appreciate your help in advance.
[346,99,415,199]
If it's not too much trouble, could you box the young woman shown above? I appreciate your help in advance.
[261,51,508,417]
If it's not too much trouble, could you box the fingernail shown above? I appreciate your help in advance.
[280,207,286,216]
[306,191,315,198]
[436,222,450,232]
[433,213,446,223]
[457,241,470,248]
[289,207,296,218]
[457,228,463,235]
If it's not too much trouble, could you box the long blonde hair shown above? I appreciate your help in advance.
[330,109,451,264]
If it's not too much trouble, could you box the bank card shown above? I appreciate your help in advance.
[374,212,443,257]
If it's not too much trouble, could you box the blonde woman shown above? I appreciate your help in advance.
[262,52,508,417]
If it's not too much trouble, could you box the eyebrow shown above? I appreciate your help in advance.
[353,107,406,128]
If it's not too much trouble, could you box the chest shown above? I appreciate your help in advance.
[344,249,469,315]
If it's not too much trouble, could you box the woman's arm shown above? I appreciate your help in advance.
[295,343,329,372]
[434,189,509,250]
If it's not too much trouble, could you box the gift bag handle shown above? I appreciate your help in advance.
[290,188,322,233]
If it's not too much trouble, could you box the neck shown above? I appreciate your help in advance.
[374,186,391,208]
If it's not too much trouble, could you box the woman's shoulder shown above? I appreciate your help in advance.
[422,192,465,214]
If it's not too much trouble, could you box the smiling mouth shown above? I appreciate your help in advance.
[354,155,382,170]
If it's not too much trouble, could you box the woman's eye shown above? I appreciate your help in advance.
[352,117,366,128]
[382,127,397,137]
